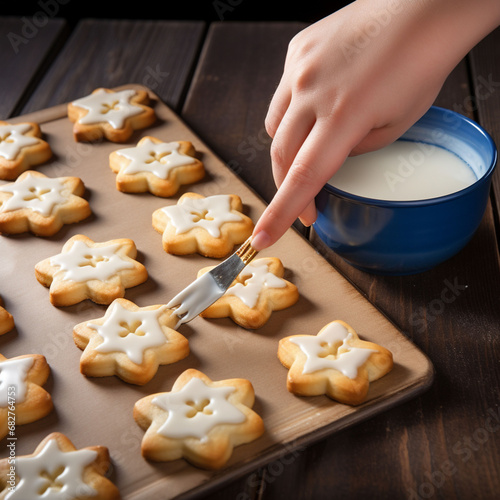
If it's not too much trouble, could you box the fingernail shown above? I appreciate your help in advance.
[251,230,271,251]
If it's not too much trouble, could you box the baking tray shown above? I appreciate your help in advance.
[0,84,434,499]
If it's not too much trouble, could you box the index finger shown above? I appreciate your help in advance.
[251,120,364,251]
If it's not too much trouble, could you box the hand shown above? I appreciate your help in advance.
[251,0,500,251]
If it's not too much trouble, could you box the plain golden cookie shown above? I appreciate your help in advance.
[0,297,14,336]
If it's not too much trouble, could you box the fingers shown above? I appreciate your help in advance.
[349,118,421,157]
[252,120,361,251]
[298,199,317,227]
[265,79,291,140]
[269,99,316,190]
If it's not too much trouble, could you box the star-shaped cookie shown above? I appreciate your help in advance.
[0,353,53,439]
[73,298,190,385]
[109,136,205,197]
[133,368,265,469]
[152,192,254,258]
[35,234,148,306]
[0,432,120,499]
[0,297,14,336]
[0,170,91,236]
[278,320,393,405]
[68,87,156,143]
[199,257,299,329]
[0,121,52,180]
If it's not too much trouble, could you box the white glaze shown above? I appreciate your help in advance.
[162,194,242,238]
[167,271,225,328]
[116,139,194,178]
[153,377,245,440]
[328,140,476,201]
[290,322,377,378]
[5,438,97,500]
[0,357,34,407]
[0,174,66,216]
[72,89,144,129]
[0,123,39,160]
[49,240,135,282]
[88,301,168,365]
[224,258,287,308]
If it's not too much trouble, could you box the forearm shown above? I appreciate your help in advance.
[402,0,500,73]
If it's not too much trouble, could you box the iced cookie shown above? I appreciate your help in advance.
[0,170,91,236]
[0,353,53,440]
[133,368,264,469]
[0,432,120,499]
[0,121,52,180]
[109,136,205,197]
[199,257,299,329]
[73,298,190,385]
[35,234,148,306]
[68,87,156,143]
[0,298,14,336]
[278,320,393,405]
[152,192,254,258]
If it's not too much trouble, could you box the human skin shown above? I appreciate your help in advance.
[251,0,500,251]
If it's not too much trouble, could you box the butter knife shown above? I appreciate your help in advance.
[166,237,258,328]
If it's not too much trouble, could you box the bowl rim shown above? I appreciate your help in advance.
[320,106,498,208]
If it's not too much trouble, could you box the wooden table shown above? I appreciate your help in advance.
[1,14,499,500]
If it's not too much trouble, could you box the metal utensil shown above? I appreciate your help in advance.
[166,237,258,328]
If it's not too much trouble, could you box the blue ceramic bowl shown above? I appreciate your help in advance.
[314,106,497,275]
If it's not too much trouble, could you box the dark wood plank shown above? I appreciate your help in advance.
[469,26,500,245]
[182,21,306,207]
[19,19,206,114]
[0,17,68,118]
[301,58,500,500]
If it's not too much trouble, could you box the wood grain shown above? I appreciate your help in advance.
[469,26,500,247]
[182,22,305,207]
[0,17,67,118]
[19,19,206,113]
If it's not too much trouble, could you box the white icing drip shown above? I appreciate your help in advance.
[72,89,144,129]
[49,240,135,282]
[153,377,246,440]
[290,322,377,379]
[162,195,242,238]
[167,271,225,328]
[0,174,67,216]
[5,438,98,500]
[224,258,287,308]
[0,357,34,407]
[116,139,194,178]
[88,301,168,365]
[0,124,39,160]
